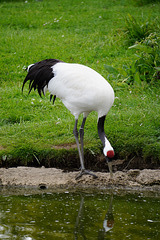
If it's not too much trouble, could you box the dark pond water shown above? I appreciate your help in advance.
[0,188,159,240]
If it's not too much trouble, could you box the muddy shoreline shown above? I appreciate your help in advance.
[0,167,160,194]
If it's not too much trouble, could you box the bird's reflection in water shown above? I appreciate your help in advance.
[98,194,114,239]
[74,194,114,240]
[74,196,86,240]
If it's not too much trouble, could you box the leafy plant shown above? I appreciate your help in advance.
[125,14,150,43]
[128,32,160,84]
[125,14,160,45]
[133,0,160,6]
[105,32,160,86]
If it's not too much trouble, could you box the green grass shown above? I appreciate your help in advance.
[0,0,160,168]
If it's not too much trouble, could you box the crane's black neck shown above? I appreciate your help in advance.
[98,115,106,147]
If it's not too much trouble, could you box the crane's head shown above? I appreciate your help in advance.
[106,150,115,159]
[103,138,114,178]
[103,138,114,159]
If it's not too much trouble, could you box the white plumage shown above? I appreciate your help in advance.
[22,59,115,179]
[48,63,114,119]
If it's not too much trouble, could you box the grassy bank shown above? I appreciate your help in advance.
[0,0,160,169]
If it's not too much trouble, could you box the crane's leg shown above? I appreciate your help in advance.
[73,119,85,170]
[79,117,86,161]
[73,118,98,179]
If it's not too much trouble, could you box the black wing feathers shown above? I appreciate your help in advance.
[22,59,62,98]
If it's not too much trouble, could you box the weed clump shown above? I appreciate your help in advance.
[125,14,152,44]
[105,15,160,86]
[128,32,160,85]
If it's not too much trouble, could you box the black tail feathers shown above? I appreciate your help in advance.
[22,59,61,98]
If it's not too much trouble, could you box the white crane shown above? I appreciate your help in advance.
[22,59,115,179]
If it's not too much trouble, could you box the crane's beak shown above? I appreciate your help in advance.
[106,157,113,179]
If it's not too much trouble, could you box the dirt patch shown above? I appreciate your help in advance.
[0,167,159,192]
[52,143,77,150]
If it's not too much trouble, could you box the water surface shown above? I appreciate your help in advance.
[0,189,159,239]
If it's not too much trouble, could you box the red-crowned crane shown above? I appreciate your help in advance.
[22,59,115,179]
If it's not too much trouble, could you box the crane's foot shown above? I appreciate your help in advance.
[75,169,98,180]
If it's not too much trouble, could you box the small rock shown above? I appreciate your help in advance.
[136,169,160,185]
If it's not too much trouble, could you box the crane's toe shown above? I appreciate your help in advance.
[75,169,98,180]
